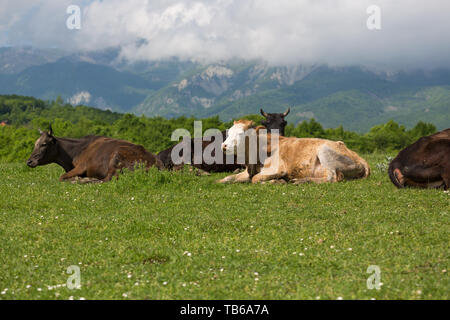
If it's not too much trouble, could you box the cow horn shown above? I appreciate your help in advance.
[48,124,53,136]
[38,128,43,134]
[283,108,290,117]
[260,109,268,118]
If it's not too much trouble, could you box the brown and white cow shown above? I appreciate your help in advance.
[218,120,370,184]
[157,109,290,172]
[388,128,450,189]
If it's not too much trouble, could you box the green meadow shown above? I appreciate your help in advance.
[0,154,448,300]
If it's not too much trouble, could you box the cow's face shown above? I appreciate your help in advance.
[222,120,254,155]
[27,130,58,168]
[260,108,290,136]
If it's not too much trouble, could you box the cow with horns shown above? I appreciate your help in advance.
[157,108,291,172]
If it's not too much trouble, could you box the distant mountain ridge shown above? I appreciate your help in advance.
[0,58,152,111]
[0,47,67,74]
[134,63,450,131]
[0,46,449,131]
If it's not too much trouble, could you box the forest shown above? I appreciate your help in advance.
[0,94,438,162]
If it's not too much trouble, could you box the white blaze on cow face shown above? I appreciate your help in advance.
[27,131,57,168]
[222,123,245,155]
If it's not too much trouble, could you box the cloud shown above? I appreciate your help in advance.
[2,0,450,69]
[68,91,91,105]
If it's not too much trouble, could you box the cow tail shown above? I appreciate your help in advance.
[388,161,404,188]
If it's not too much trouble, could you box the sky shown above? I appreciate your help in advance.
[1,0,450,70]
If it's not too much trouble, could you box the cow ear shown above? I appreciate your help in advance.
[48,124,53,136]
[260,109,268,118]
[283,108,290,117]
[38,128,43,135]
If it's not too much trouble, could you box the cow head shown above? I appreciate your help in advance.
[26,125,58,168]
[260,108,290,136]
[222,120,255,155]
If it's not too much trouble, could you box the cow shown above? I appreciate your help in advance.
[260,108,290,136]
[156,131,243,173]
[217,119,370,184]
[388,128,450,189]
[157,109,290,172]
[26,126,163,183]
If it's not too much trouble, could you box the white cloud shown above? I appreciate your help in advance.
[2,0,450,69]
[69,91,91,105]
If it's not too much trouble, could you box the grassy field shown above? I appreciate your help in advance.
[0,154,448,300]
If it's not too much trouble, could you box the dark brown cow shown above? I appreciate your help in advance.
[388,128,450,189]
[260,108,290,136]
[157,130,242,172]
[27,126,163,182]
[157,110,290,172]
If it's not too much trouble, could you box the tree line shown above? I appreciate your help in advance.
[0,94,437,162]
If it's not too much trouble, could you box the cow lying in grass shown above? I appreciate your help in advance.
[157,108,291,173]
[388,128,450,189]
[218,120,370,184]
[157,131,243,173]
[26,126,163,183]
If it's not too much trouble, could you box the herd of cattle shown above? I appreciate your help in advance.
[26,109,450,189]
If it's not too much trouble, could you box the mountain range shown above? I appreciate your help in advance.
[0,46,448,132]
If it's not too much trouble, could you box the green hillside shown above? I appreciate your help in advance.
[0,95,439,163]
[0,47,448,132]
[0,59,155,112]
[133,64,450,132]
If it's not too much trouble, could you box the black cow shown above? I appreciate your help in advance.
[260,108,290,136]
[157,109,290,172]
[388,128,450,189]
[157,131,242,173]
